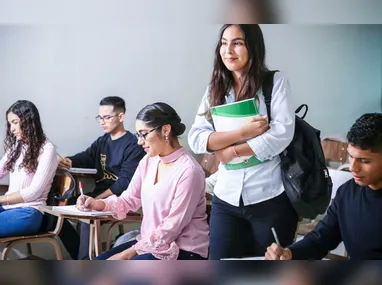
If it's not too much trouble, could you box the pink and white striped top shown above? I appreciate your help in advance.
[0,141,58,211]
[103,147,209,260]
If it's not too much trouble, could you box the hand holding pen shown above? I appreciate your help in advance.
[57,152,72,169]
[76,181,106,212]
[264,227,292,260]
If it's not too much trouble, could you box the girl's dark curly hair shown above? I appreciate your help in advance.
[4,100,47,173]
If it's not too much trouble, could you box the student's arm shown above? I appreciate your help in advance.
[287,193,343,260]
[214,142,255,164]
[94,189,113,199]
[188,87,268,154]
[0,152,21,205]
[101,160,144,219]
[106,143,145,197]
[0,191,23,205]
[67,138,99,168]
[0,153,9,179]
[246,73,295,162]
[132,167,205,260]
[0,143,58,205]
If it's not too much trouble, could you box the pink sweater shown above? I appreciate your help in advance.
[0,141,58,210]
[103,147,209,259]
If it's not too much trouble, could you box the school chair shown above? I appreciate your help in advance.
[0,168,76,260]
[194,153,219,178]
[321,136,349,169]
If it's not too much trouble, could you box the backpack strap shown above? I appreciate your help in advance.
[262,70,279,121]
[295,104,308,119]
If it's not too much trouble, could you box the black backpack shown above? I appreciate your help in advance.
[39,168,76,232]
[262,70,333,219]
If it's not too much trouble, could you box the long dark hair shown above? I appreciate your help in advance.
[4,100,47,173]
[208,24,268,116]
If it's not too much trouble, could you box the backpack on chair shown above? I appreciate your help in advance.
[262,70,333,219]
[39,168,76,232]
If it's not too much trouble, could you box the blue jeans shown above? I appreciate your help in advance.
[209,192,298,260]
[94,240,207,260]
[0,206,43,238]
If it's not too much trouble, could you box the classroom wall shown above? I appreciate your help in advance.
[261,24,382,138]
[0,24,381,185]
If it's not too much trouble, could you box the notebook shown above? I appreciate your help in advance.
[52,205,113,216]
[211,98,260,165]
[68,168,97,175]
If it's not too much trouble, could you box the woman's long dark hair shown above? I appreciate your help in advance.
[208,24,269,116]
[4,100,47,173]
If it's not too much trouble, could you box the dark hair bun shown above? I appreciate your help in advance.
[136,102,186,137]
[172,122,186,136]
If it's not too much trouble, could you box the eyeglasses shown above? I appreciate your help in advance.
[95,114,117,123]
[135,126,161,141]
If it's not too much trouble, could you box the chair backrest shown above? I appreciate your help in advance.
[193,153,219,178]
[40,169,76,232]
[321,136,348,168]
[47,168,76,207]
[0,185,8,195]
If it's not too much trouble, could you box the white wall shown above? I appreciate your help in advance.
[0,24,381,185]
[0,24,220,155]
[261,24,382,138]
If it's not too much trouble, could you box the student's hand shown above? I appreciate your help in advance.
[239,116,269,140]
[76,195,105,212]
[107,247,137,260]
[58,158,72,169]
[264,243,292,260]
[215,146,236,164]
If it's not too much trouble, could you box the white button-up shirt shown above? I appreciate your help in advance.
[188,72,295,207]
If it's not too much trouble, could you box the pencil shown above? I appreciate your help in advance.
[79,181,84,196]
[271,227,281,246]
[57,152,65,161]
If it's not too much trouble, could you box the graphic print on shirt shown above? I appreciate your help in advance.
[96,154,118,183]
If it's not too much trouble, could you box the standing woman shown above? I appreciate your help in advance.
[78,102,209,260]
[188,24,298,259]
[0,100,58,238]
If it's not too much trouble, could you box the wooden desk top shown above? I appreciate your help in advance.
[39,206,142,222]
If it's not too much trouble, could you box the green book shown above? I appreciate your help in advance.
[211,99,264,169]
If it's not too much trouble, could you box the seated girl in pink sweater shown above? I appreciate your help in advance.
[77,102,209,260]
[0,100,58,238]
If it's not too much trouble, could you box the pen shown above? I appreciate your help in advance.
[271,227,281,246]
[57,152,65,161]
[79,181,84,196]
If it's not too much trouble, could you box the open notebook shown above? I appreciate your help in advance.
[52,205,113,216]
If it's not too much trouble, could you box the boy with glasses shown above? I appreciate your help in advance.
[58,96,145,260]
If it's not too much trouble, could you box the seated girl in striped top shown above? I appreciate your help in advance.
[0,100,58,238]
